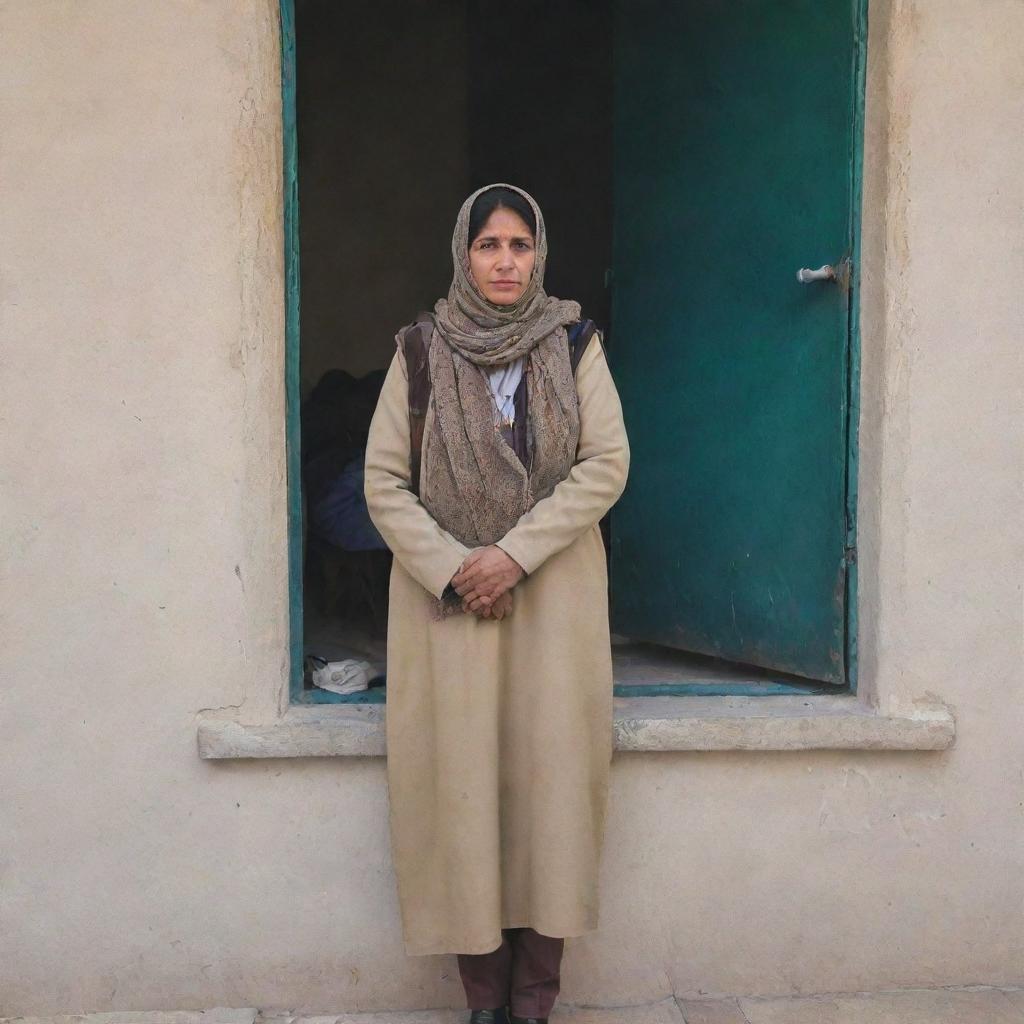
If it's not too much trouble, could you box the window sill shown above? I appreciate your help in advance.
[197,694,954,759]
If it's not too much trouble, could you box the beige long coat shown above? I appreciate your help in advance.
[363,332,630,956]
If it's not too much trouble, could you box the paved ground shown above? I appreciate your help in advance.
[5,987,1024,1024]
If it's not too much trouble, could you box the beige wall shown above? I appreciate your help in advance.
[2,0,1022,1015]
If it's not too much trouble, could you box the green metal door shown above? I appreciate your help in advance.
[610,0,862,683]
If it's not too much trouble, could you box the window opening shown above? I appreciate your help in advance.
[285,0,862,703]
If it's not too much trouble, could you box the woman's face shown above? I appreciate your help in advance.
[468,206,536,306]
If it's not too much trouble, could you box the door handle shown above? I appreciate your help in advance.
[796,264,835,283]
[796,256,851,291]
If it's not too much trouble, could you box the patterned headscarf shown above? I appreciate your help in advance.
[432,183,581,365]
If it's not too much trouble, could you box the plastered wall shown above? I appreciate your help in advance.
[1,0,1022,1015]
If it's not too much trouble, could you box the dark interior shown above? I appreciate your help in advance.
[293,0,834,699]
[295,0,613,690]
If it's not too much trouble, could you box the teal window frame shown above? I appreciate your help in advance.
[279,0,867,705]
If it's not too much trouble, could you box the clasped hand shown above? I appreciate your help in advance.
[450,545,525,621]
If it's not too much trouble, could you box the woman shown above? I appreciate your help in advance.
[364,183,629,1024]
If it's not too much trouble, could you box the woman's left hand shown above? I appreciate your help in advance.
[453,546,525,612]
[475,590,513,620]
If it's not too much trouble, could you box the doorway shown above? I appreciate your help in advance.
[286,0,864,703]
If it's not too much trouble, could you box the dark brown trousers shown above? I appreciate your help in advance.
[457,927,565,1018]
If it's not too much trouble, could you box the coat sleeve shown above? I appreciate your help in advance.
[363,347,473,599]
[495,334,630,576]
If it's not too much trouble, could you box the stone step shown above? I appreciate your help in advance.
[4,1012,258,1024]
[5,988,1023,1024]
[257,1005,684,1024]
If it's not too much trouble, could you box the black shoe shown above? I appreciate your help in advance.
[509,1016,548,1024]
[469,1009,509,1024]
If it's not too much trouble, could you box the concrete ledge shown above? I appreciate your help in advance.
[611,694,955,751]
[197,695,954,759]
